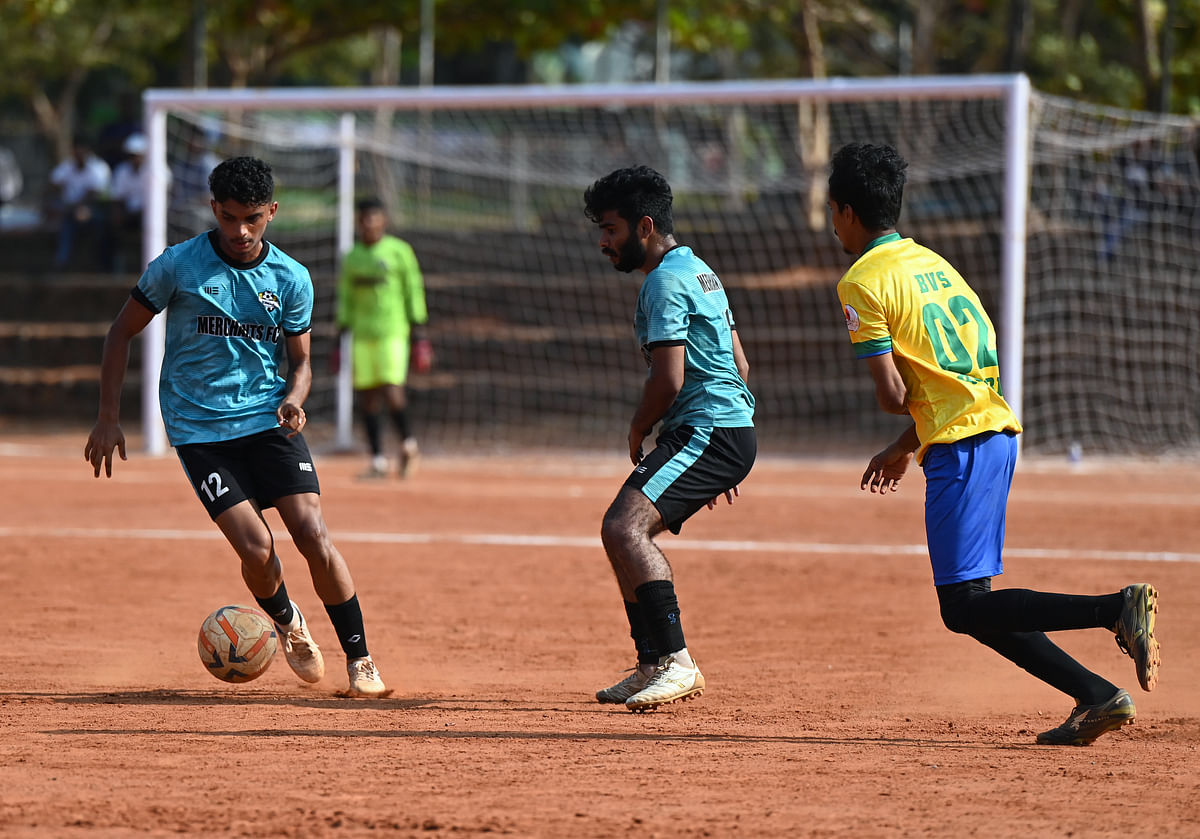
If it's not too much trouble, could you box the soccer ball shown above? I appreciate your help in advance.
[197,605,278,683]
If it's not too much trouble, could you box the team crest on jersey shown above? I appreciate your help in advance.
[843,304,860,333]
[258,290,281,312]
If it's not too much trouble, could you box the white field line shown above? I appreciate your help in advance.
[0,526,1195,564]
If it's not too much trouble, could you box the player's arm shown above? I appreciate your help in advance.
[865,351,908,415]
[402,244,433,373]
[278,332,312,436]
[628,344,685,464]
[334,255,354,335]
[85,296,155,477]
[731,329,750,383]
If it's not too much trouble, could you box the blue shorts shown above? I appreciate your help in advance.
[922,430,1018,586]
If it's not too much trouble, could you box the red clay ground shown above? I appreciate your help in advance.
[1,428,1198,837]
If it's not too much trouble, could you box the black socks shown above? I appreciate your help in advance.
[624,600,659,665]
[363,412,383,456]
[255,579,294,628]
[325,594,369,659]
[634,580,686,660]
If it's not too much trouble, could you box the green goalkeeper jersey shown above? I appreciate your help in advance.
[337,234,427,340]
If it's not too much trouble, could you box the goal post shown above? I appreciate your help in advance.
[140,76,1033,457]
[139,75,1199,458]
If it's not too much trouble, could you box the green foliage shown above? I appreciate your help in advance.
[1029,31,1144,107]
[0,0,184,98]
[3,0,1200,128]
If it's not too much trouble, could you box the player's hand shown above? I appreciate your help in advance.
[706,485,739,510]
[84,421,127,478]
[861,445,913,495]
[628,426,647,465]
[412,338,433,374]
[277,401,306,437]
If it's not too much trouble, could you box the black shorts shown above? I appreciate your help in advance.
[176,427,322,520]
[625,425,756,535]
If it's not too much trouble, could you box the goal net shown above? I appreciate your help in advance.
[1025,94,1199,456]
[142,77,1198,459]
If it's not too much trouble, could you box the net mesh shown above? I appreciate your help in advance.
[1026,94,1200,455]
[158,86,1199,456]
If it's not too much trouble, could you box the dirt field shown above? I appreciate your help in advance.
[1,428,1197,838]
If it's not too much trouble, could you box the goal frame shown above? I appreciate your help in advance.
[141,75,1031,455]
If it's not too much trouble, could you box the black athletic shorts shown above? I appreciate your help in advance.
[176,427,321,520]
[624,425,757,535]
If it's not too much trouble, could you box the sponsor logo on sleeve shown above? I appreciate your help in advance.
[843,304,860,333]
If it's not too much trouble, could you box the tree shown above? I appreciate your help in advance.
[0,0,184,158]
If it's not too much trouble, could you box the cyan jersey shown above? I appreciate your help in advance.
[635,246,755,432]
[133,231,314,446]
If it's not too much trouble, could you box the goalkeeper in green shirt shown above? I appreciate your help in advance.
[337,197,431,478]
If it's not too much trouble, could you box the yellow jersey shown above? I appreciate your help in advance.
[837,234,1021,463]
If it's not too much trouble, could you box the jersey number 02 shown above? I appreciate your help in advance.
[921,295,1001,392]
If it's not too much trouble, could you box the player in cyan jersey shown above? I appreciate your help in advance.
[829,142,1159,745]
[85,156,389,697]
[584,165,756,712]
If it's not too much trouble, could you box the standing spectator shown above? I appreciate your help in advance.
[104,133,156,272]
[336,197,431,479]
[49,136,111,269]
[0,145,22,215]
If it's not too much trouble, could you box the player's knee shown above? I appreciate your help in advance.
[235,534,275,572]
[289,518,333,559]
[939,601,974,635]
[936,581,977,635]
[600,509,630,556]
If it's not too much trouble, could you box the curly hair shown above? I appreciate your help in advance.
[208,156,275,206]
[828,143,907,231]
[355,196,386,214]
[583,165,674,235]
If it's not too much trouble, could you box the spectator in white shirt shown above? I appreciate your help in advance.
[49,135,111,269]
[104,133,158,271]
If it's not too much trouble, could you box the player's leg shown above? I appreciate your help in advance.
[177,437,324,684]
[596,485,676,703]
[938,582,1135,746]
[938,578,1122,703]
[925,431,1134,744]
[379,334,418,478]
[352,337,389,477]
[935,579,1159,690]
[273,492,387,696]
[212,502,325,685]
[593,500,659,703]
[357,386,388,478]
[601,426,756,711]
[383,381,420,478]
[249,428,388,696]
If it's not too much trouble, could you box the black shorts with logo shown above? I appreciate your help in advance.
[625,425,756,535]
[176,427,321,520]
